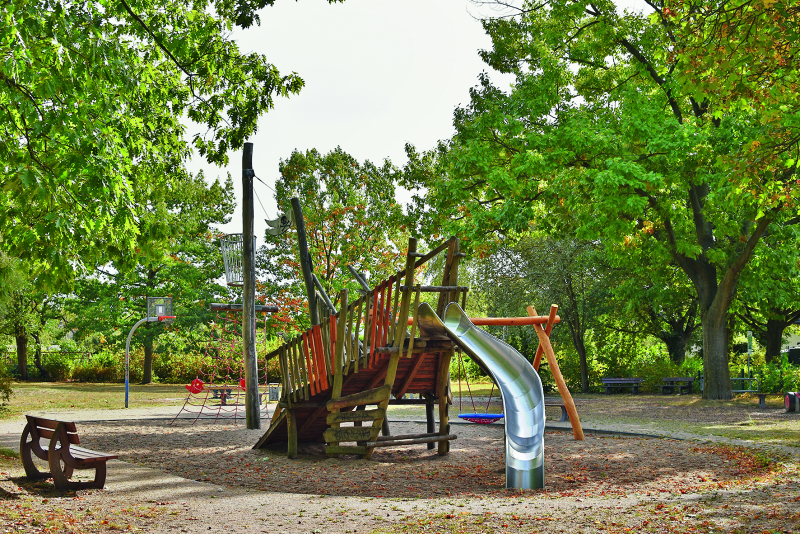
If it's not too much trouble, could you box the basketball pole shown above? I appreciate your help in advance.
[242,142,260,430]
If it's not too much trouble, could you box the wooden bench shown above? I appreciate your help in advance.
[20,416,118,490]
[544,399,582,422]
[601,377,643,394]
[661,377,694,395]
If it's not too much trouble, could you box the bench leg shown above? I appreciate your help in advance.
[560,406,569,422]
[20,423,50,480]
[49,449,106,490]
[758,394,767,409]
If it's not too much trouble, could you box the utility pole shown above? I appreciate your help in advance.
[242,143,260,429]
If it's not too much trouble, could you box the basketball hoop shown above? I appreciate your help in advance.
[126,297,176,408]
[147,296,173,320]
[220,234,256,287]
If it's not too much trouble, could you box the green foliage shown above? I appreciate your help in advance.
[0,365,12,411]
[260,147,409,331]
[403,0,799,399]
[756,357,800,394]
[42,352,73,382]
[0,0,319,282]
[72,350,120,383]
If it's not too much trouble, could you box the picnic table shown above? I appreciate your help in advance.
[601,377,643,394]
[661,376,694,395]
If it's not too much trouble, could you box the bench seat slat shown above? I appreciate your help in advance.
[68,446,118,461]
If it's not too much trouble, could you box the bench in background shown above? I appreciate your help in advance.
[661,377,694,395]
[601,377,643,394]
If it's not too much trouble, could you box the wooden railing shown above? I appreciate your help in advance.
[268,237,460,405]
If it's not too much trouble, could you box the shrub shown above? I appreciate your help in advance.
[757,357,800,393]
[72,350,120,382]
[42,352,73,381]
[0,365,12,411]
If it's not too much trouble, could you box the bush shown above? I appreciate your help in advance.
[756,357,800,393]
[0,365,12,411]
[42,352,73,381]
[72,350,120,382]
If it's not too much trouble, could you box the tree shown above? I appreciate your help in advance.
[736,222,800,362]
[607,238,700,364]
[67,171,235,383]
[403,0,799,399]
[259,147,408,331]
[1,0,339,283]
[472,235,610,392]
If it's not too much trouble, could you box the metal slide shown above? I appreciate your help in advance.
[416,302,546,489]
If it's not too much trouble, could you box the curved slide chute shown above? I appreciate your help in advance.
[416,302,545,489]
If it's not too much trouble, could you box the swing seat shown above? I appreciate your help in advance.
[458,413,504,424]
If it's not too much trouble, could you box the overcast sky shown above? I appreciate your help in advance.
[186,0,514,239]
[188,0,649,240]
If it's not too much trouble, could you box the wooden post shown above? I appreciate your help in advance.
[242,142,260,430]
[425,397,435,450]
[528,305,584,440]
[291,197,319,327]
[364,239,417,460]
[326,289,349,456]
[438,349,453,455]
[532,305,558,371]
[287,407,298,459]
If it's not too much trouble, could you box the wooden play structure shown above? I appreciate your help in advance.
[254,236,583,460]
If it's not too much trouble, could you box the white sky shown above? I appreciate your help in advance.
[188,0,650,241]
[187,0,513,239]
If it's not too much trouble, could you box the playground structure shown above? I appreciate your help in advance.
[254,236,584,489]
[172,302,278,424]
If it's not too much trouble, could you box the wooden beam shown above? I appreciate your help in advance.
[299,406,328,435]
[326,385,391,411]
[438,349,453,455]
[531,305,558,371]
[324,426,381,443]
[327,408,385,425]
[366,434,457,448]
[325,444,368,456]
[529,306,584,441]
[396,353,427,399]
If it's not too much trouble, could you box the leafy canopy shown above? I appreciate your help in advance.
[1,0,338,283]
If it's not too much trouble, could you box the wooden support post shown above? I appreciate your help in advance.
[291,197,319,327]
[286,408,298,459]
[532,305,558,371]
[529,305,584,440]
[437,349,453,455]
[327,290,349,456]
[425,397,435,450]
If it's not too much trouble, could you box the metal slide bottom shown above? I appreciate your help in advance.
[416,302,545,489]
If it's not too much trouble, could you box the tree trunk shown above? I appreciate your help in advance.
[31,332,48,380]
[567,321,589,393]
[661,334,688,365]
[142,336,154,385]
[16,334,28,380]
[702,307,732,400]
[764,319,787,364]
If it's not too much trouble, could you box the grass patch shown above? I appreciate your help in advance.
[1,382,190,420]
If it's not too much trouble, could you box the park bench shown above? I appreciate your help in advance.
[601,377,643,394]
[661,377,694,395]
[544,398,583,422]
[699,376,767,408]
[20,415,118,490]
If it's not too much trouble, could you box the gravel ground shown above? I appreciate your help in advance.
[0,402,798,533]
